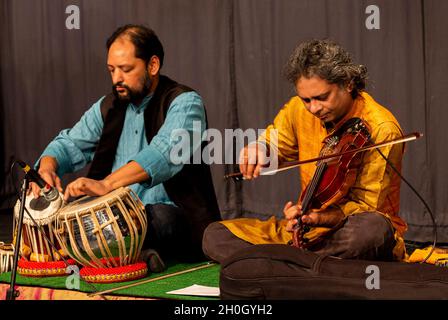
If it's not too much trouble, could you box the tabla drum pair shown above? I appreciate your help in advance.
[14,187,148,283]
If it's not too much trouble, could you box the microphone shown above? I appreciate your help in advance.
[16,160,60,202]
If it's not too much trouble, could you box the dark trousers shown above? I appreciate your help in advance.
[143,203,204,262]
[202,211,397,264]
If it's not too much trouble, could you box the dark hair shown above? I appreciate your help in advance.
[284,39,367,98]
[106,24,165,67]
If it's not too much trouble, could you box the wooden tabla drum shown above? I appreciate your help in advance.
[13,192,72,276]
[55,187,148,283]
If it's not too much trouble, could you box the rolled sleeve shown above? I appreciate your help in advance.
[39,136,89,176]
[132,91,206,187]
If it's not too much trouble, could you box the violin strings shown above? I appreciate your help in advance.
[301,163,326,212]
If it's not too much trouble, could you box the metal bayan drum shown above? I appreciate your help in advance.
[55,187,148,283]
[13,192,70,276]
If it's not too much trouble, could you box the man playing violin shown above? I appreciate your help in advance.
[203,39,407,263]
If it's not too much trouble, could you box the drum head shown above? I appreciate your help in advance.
[58,187,131,217]
[0,242,14,253]
[14,192,63,225]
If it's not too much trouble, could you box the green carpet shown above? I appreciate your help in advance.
[0,260,220,300]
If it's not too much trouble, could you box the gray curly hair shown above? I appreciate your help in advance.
[284,39,368,98]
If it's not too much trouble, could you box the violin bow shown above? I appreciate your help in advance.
[225,132,422,181]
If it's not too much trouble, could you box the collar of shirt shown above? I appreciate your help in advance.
[129,94,153,113]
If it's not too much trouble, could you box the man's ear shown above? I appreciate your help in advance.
[147,55,160,76]
[346,81,355,93]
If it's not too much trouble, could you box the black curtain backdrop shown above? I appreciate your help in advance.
[1,0,447,243]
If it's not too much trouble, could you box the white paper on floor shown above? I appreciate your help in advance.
[166,284,220,297]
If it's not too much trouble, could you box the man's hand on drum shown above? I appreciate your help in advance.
[63,178,113,202]
[28,156,63,199]
[239,142,270,180]
[283,201,345,231]
[29,169,63,199]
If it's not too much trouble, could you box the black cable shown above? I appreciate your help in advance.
[375,148,437,264]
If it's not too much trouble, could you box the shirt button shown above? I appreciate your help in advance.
[135,130,138,134]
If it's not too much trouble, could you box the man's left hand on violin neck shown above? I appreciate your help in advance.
[283,201,345,231]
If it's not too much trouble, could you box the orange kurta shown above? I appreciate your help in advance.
[222,92,408,260]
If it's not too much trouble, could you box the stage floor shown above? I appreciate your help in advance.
[0,260,220,300]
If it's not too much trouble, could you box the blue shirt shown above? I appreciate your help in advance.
[38,91,206,206]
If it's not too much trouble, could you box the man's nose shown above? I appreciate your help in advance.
[111,70,124,84]
[309,100,322,115]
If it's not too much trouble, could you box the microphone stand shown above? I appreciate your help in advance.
[6,176,29,300]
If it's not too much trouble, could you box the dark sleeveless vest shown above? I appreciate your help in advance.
[87,75,221,252]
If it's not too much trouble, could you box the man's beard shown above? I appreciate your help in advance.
[112,71,152,105]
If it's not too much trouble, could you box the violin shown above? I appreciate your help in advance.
[292,117,371,248]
